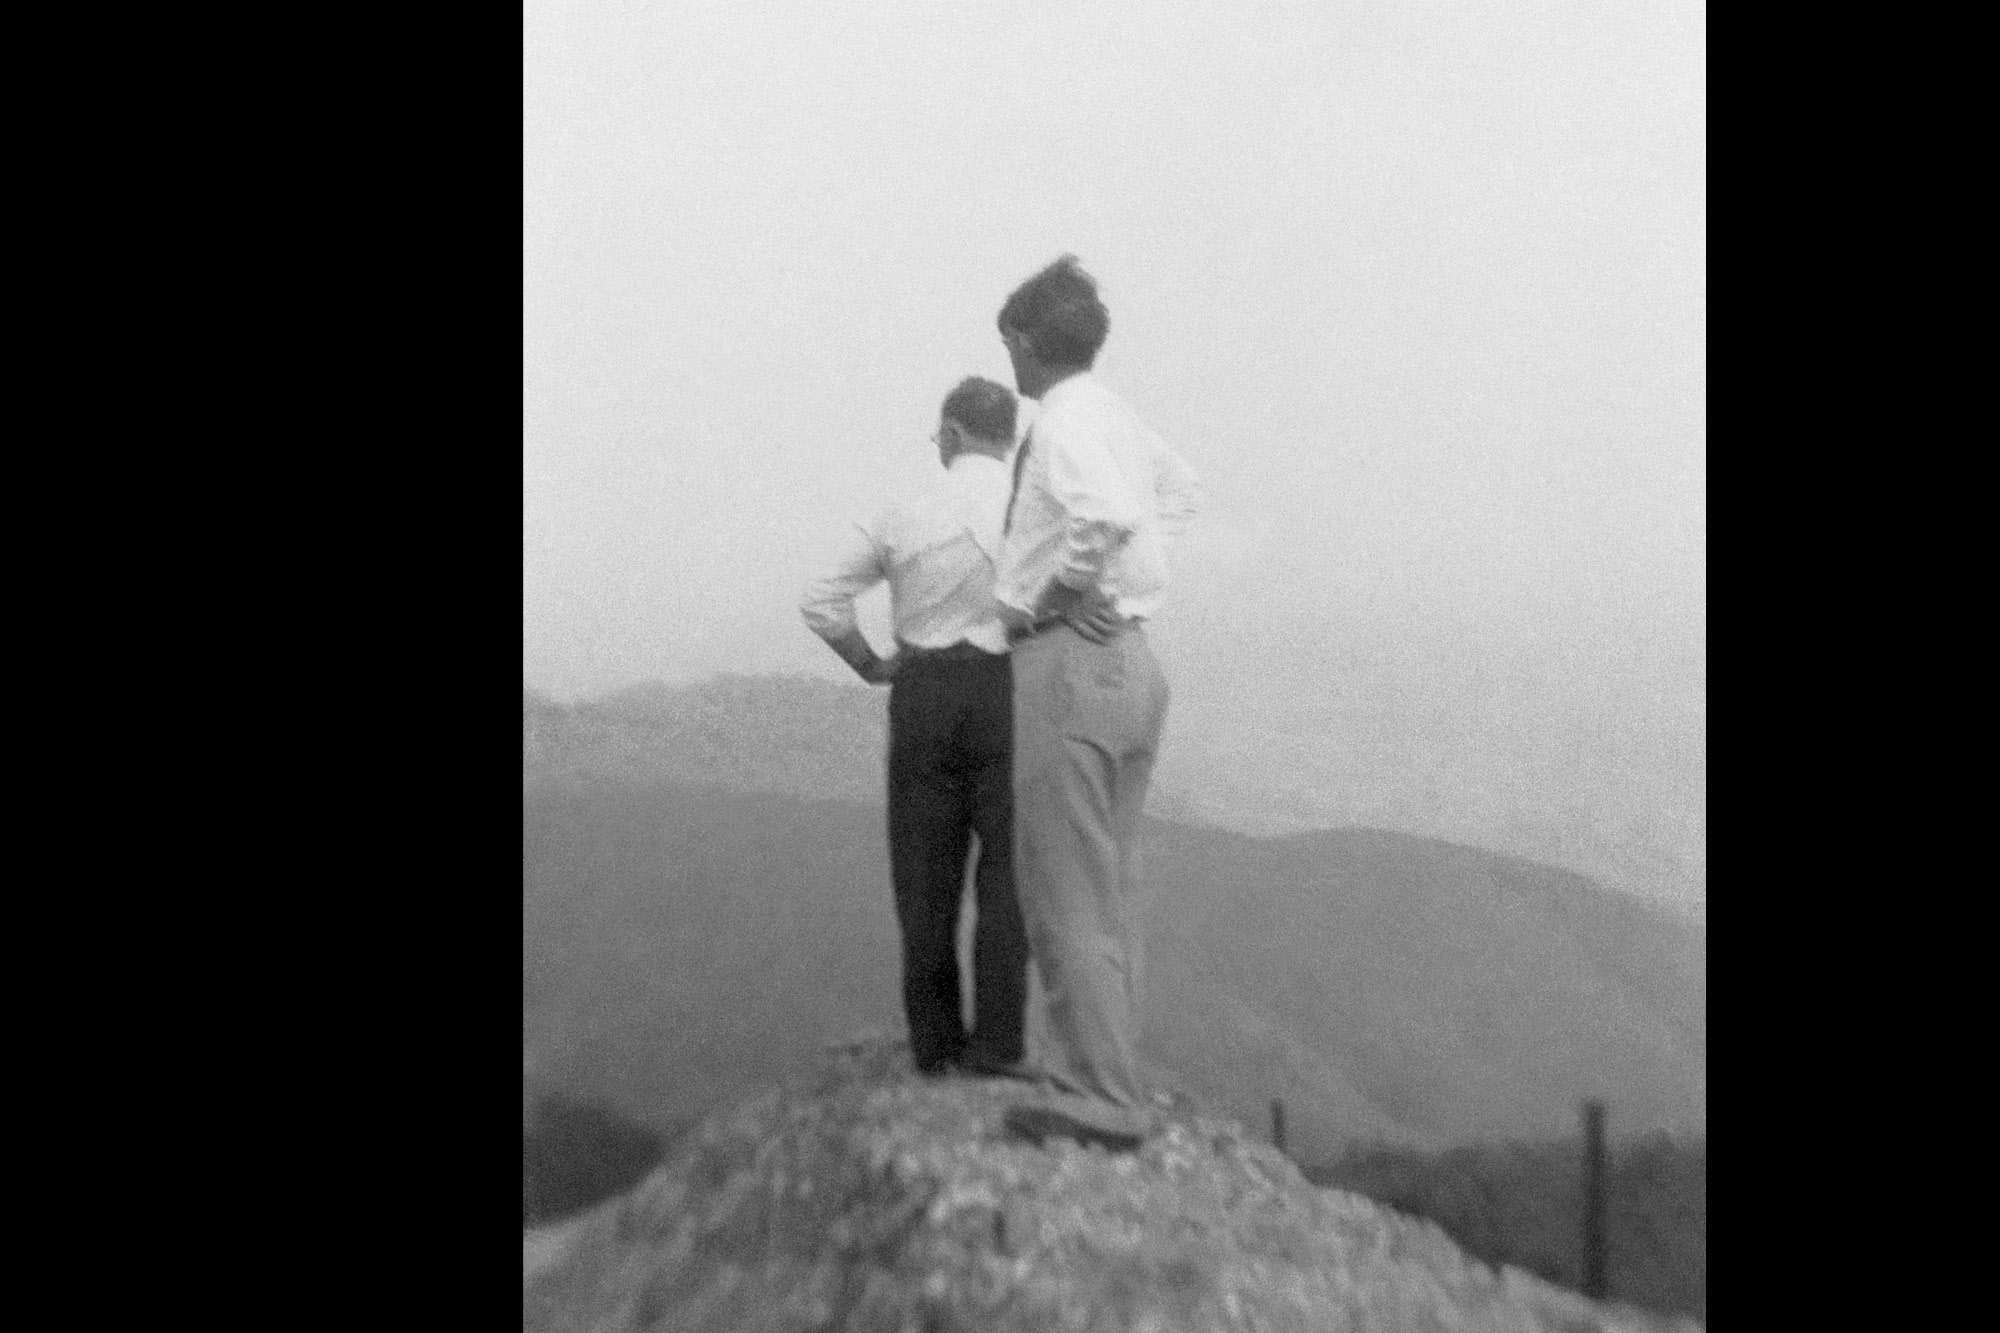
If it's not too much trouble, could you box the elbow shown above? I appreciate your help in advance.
[1070,516,1137,553]
[799,594,844,638]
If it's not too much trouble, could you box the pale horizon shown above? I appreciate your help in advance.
[524,1,1705,911]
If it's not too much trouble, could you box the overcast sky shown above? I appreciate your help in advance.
[524,0,1705,903]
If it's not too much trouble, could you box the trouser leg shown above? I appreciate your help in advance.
[1023,726,1141,1106]
[887,678,971,1071]
[1109,708,1162,1029]
[965,660,1026,1062]
[1011,625,1169,1109]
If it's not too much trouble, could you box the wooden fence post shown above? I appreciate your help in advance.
[1581,1098,1607,1301]
[1271,1098,1287,1156]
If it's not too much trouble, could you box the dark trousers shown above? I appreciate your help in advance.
[886,651,1026,1072]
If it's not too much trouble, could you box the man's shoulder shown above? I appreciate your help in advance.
[1041,373,1119,413]
[923,460,998,511]
[1036,375,1155,446]
[868,488,931,539]
[881,463,970,517]
[1033,376,1110,435]
[940,456,1012,524]
[875,466,1002,550]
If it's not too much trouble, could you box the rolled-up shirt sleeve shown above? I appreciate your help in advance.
[1044,408,1144,590]
[1153,444,1203,546]
[800,517,887,640]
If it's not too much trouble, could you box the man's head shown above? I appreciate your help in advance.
[936,375,1017,466]
[997,254,1109,397]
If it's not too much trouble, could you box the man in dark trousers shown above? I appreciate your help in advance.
[800,376,1030,1077]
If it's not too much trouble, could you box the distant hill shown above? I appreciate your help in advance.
[525,676,888,804]
[1139,820,1702,1157]
[1153,715,1707,922]
[525,677,1703,1164]
[523,674,1705,918]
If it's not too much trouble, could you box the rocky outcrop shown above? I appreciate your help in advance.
[523,1037,1701,1333]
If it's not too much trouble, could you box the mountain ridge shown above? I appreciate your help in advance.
[525,763,1702,1165]
[524,673,1705,925]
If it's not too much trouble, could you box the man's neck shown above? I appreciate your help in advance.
[1021,364,1088,400]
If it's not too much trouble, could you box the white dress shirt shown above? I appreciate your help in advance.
[994,373,1202,621]
[801,452,1014,654]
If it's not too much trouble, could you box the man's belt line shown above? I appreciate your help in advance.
[1004,611,1145,645]
[895,639,1008,665]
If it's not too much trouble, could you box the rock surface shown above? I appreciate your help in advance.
[524,1037,1701,1333]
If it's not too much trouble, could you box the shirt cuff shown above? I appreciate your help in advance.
[800,601,858,639]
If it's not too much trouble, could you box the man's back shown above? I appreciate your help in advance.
[801,452,1013,654]
[987,253,1201,1125]
[799,374,1030,1079]
[995,372,1200,624]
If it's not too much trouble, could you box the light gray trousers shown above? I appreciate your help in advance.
[1009,621,1170,1109]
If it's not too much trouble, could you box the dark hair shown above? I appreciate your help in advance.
[997,254,1109,368]
[940,375,1017,442]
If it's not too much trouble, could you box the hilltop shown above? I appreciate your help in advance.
[524,1035,1700,1333]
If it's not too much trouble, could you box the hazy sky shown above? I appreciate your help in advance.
[524,0,1705,898]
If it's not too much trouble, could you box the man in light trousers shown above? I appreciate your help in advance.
[989,255,1202,1146]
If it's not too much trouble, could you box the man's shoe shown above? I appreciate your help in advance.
[1002,1103,1146,1154]
[953,1050,1040,1082]
[912,1049,962,1078]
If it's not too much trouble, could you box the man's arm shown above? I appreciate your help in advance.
[800,520,900,685]
[821,627,900,684]
[1045,405,1144,593]
[1154,442,1203,545]
[1037,433,1198,624]
[991,404,1143,645]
